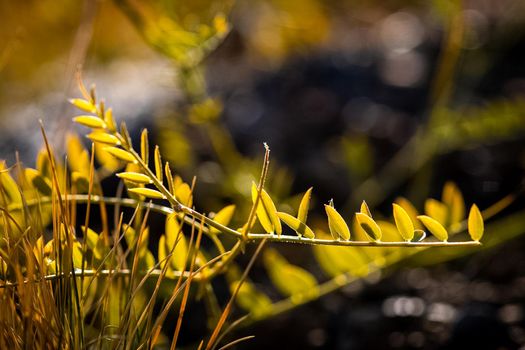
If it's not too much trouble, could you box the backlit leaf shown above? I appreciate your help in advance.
[128,188,165,199]
[355,212,382,241]
[231,281,272,319]
[104,107,116,132]
[116,172,152,184]
[263,249,318,298]
[0,163,22,204]
[175,182,192,207]
[468,204,484,241]
[25,168,52,196]
[392,203,414,241]
[360,200,372,217]
[86,132,120,146]
[417,215,448,241]
[140,129,149,164]
[69,98,96,113]
[154,145,163,183]
[66,133,90,176]
[166,213,187,271]
[209,204,236,235]
[325,204,350,240]
[104,147,137,163]
[442,181,465,228]
[251,183,282,235]
[297,187,313,223]
[395,197,422,230]
[424,198,448,226]
[73,115,106,129]
[277,212,315,238]
[313,238,370,278]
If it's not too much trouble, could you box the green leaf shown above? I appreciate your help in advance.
[355,212,382,241]
[128,187,165,199]
[209,204,236,235]
[69,98,96,113]
[392,203,414,241]
[140,129,149,164]
[324,204,351,240]
[251,183,282,235]
[417,215,448,241]
[154,145,163,183]
[277,212,315,238]
[86,132,120,146]
[297,187,313,223]
[116,172,152,184]
[468,204,484,241]
[104,147,137,163]
[73,115,106,129]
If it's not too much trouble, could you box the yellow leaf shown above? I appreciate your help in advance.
[25,168,52,196]
[377,220,404,242]
[251,183,282,235]
[355,212,382,241]
[468,204,484,241]
[313,232,369,277]
[263,249,318,298]
[324,204,351,240]
[104,108,116,132]
[116,172,152,184]
[175,182,193,207]
[0,163,22,204]
[95,142,121,172]
[395,197,422,230]
[297,187,313,223]
[140,129,149,164]
[424,198,448,226]
[73,115,106,129]
[165,162,174,194]
[360,200,372,217]
[86,132,120,146]
[69,98,96,113]
[123,224,137,250]
[137,227,150,258]
[277,212,315,238]
[442,182,465,228]
[166,213,187,271]
[209,204,236,235]
[417,215,448,241]
[392,203,414,241]
[66,133,90,176]
[128,188,165,199]
[154,145,163,183]
[158,234,168,269]
[104,147,137,163]
[231,280,272,319]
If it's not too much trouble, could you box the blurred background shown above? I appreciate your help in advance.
[2,0,525,348]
